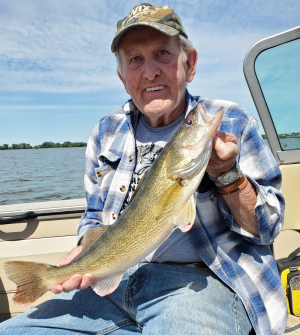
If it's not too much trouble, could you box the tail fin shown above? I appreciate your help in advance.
[4,261,52,306]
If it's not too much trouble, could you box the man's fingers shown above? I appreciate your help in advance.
[77,274,94,290]
[61,274,82,293]
[51,284,64,294]
[213,136,238,161]
[224,132,237,144]
[214,131,237,145]
[207,131,239,178]
[50,273,93,294]
[51,246,87,295]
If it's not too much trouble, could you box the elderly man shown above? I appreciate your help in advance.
[0,3,287,335]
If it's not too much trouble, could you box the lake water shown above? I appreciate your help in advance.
[279,138,300,150]
[263,137,300,150]
[0,147,86,206]
[1,138,300,207]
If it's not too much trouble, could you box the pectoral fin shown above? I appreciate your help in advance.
[154,182,183,217]
[174,194,196,232]
[91,271,125,297]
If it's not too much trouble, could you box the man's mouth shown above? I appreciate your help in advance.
[145,86,165,92]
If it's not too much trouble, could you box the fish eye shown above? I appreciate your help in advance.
[185,118,193,127]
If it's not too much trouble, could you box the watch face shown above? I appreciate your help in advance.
[222,171,238,184]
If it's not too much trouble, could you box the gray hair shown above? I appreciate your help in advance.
[116,34,194,77]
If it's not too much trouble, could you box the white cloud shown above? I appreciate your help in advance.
[0,0,299,96]
[0,0,124,93]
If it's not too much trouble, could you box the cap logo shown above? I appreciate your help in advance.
[129,4,152,19]
[117,4,163,30]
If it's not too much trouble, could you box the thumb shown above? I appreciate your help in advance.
[57,245,83,267]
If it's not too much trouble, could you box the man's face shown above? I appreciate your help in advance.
[117,27,197,127]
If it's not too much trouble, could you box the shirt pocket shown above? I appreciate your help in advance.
[95,152,122,200]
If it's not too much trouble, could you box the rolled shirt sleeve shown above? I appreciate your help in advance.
[218,115,284,245]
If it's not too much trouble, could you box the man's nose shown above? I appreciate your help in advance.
[143,59,160,81]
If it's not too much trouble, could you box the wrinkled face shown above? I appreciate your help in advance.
[117,27,197,127]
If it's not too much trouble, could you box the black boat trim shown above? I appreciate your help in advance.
[0,210,85,225]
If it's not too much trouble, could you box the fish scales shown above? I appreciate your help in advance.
[43,156,176,283]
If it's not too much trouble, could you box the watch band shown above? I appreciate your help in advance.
[217,171,248,195]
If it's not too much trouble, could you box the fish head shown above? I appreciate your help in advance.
[165,101,224,179]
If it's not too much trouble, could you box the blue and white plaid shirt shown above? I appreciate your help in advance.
[78,91,287,335]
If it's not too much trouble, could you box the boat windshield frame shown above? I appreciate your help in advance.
[243,26,300,165]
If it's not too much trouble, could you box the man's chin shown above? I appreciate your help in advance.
[143,99,172,116]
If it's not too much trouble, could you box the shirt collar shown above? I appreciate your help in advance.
[185,89,202,117]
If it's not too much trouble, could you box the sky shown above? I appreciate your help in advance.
[0,0,299,146]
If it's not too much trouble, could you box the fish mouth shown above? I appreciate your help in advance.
[204,107,224,139]
[145,85,165,92]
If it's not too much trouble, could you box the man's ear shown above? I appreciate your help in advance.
[117,70,129,94]
[185,48,198,83]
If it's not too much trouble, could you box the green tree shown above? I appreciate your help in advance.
[21,143,31,149]
[61,141,72,147]
[74,142,87,147]
[41,141,56,148]
[2,144,9,150]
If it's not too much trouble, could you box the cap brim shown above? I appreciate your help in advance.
[111,22,180,53]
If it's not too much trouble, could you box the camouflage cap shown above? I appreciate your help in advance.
[111,3,188,53]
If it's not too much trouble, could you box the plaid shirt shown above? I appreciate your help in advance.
[78,91,288,335]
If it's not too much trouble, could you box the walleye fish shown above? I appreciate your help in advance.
[5,101,224,306]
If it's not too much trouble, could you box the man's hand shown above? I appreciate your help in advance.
[206,131,239,178]
[206,131,259,236]
[51,246,94,294]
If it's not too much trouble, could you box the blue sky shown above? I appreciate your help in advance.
[0,0,299,146]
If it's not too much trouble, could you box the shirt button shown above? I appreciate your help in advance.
[96,171,102,177]
[210,194,216,201]
[112,213,116,220]
[129,156,133,162]
[120,185,126,192]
